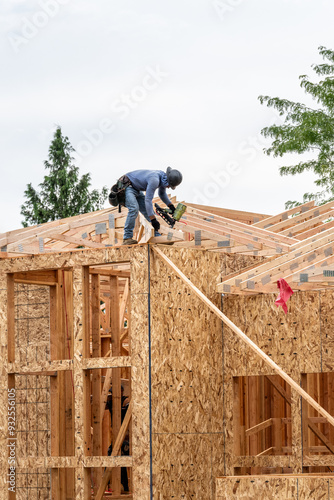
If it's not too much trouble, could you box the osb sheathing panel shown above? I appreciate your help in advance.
[320,290,334,372]
[150,248,227,500]
[223,291,321,378]
[16,468,50,500]
[150,248,224,435]
[130,293,151,500]
[223,254,260,280]
[222,288,334,475]
[152,433,215,500]
[15,375,50,458]
[149,249,261,499]
[216,475,334,499]
[16,284,50,366]
[0,281,7,498]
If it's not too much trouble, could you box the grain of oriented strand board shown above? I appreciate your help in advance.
[0,246,144,275]
[320,290,334,372]
[222,295,248,377]
[224,291,322,376]
[128,260,150,500]
[15,375,51,459]
[73,268,85,467]
[150,267,220,434]
[0,283,7,500]
[130,293,149,364]
[216,475,334,499]
[152,433,214,500]
[15,284,51,368]
[150,249,257,498]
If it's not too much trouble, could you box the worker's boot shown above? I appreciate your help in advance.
[122,238,138,245]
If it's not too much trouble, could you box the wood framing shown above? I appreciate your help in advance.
[1,199,334,499]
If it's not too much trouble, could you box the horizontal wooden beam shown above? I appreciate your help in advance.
[13,270,59,285]
[8,360,73,373]
[16,456,132,469]
[81,356,131,369]
[89,268,130,277]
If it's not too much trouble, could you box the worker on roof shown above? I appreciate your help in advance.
[119,167,182,245]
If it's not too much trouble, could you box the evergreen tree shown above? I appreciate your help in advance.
[259,46,334,207]
[21,127,107,227]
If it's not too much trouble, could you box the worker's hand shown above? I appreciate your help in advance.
[168,204,176,215]
[151,218,160,231]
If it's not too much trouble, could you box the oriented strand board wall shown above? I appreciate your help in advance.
[150,248,257,499]
[15,285,51,499]
[216,475,334,499]
[16,284,50,365]
[223,289,334,475]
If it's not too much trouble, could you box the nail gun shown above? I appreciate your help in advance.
[154,203,187,228]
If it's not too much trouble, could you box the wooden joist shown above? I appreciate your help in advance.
[252,200,315,229]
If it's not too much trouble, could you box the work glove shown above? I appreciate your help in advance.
[151,218,160,231]
[168,204,176,215]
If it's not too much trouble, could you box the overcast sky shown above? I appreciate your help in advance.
[1,0,333,232]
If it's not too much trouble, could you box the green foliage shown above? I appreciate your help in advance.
[21,127,108,227]
[258,46,334,208]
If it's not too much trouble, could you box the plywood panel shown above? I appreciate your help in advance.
[151,252,220,435]
[217,476,297,499]
[153,433,212,500]
[320,290,334,372]
[217,475,333,499]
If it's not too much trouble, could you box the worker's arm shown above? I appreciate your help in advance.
[158,186,172,208]
[145,175,160,219]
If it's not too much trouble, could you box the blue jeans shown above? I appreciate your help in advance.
[123,186,160,239]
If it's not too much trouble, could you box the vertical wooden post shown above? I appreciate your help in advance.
[328,373,334,447]
[56,271,67,495]
[7,274,15,364]
[73,267,86,499]
[7,274,16,500]
[101,337,110,457]
[272,376,283,455]
[258,376,265,453]
[91,273,102,493]
[301,374,309,456]
[249,377,257,455]
[82,266,92,460]
[64,270,75,498]
[50,284,60,500]
[110,276,122,495]
[285,381,292,452]
[244,377,250,456]
[233,377,241,456]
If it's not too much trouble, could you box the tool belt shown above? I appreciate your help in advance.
[108,175,131,207]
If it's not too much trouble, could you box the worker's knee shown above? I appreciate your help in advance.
[127,206,139,217]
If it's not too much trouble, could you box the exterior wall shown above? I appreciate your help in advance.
[150,248,256,499]
[1,244,333,499]
[216,475,334,499]
[0,246,150,499]
[223,290,334,475]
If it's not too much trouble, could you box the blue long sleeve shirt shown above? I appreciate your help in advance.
[125,170,171,217]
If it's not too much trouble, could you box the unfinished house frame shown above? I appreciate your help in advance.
[1,198,334,499]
